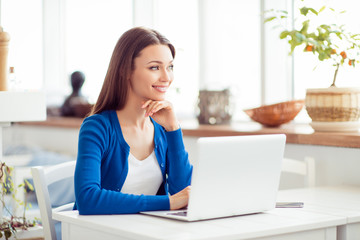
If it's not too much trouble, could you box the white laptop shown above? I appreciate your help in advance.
[141,134,286,221]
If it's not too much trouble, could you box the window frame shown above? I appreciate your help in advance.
[41,0,295,120]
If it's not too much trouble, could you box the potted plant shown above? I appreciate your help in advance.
[265,2,360,131]
[0,162,37,240]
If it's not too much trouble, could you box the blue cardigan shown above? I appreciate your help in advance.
[74,110,193,215]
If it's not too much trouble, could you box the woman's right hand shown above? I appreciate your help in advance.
[169,186,191,210]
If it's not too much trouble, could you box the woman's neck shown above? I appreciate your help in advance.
[117,100,150,130]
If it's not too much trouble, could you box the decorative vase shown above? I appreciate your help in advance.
[197,89,232,125]
[305,87,360,131]
[0,27,10,91]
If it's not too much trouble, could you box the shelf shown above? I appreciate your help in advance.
[17,116,360,148]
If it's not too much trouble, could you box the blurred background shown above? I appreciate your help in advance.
[2,0,359,122]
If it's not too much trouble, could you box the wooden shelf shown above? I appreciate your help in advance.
[17,116,360,148]
[180,120,360,148]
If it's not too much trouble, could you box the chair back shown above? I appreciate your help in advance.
[31,161,76,240]
[281,157,316,188]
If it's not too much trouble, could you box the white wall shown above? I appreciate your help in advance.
[3,125,360,189]
[284,143,360,187]
[183,137,360,189]
[3,125,79,157]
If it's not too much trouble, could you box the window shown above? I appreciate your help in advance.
[198,0,262,120]
[151,0,199,119]
[4,0,321,122]
[153,0,262,120]
[60,0,264,121]
[148,0,262,120]
[293,0,360,101]
[1,0,43,90]
[64,0,133,104]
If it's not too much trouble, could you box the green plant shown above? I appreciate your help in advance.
[0,162,36,240]
[265,2,360,87]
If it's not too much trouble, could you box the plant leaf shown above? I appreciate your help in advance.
[264,16,277,23]
[300,7,309,16]
[308,8,318,15]
[295,32,306,43]
[280,31,289,39]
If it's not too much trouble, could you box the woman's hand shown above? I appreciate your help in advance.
[142,100,179,131]
[169,186,191,210]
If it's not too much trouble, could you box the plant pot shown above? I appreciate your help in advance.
[305,87,360,131]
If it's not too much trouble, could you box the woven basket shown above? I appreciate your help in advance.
[305,87,360,122]
[244,100,305,127]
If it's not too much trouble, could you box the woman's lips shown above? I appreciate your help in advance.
[153,85,168,93]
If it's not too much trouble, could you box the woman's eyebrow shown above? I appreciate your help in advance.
[147,60,163,64]
[146,60,173,64]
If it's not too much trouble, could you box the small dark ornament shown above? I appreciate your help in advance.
[60,71,92,118]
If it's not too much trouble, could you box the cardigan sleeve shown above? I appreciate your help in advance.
[74,115,170,215]
[165,128,193,195]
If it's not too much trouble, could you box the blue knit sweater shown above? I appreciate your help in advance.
[74,110,193,215]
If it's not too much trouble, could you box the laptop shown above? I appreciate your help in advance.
[141,134,286,221]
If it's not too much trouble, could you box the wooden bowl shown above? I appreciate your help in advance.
[244,100,305,127]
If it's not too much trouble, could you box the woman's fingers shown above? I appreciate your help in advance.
[141,100,178,131]
[169,186,191,210]
[142,100,171,116]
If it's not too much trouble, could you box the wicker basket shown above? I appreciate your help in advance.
[305,87,360,122]
[244,100,305,127]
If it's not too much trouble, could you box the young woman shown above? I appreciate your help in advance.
[74,27,192,215]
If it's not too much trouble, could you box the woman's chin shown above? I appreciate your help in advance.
[149,95,166,101]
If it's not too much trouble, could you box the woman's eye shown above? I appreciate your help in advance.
[168,65,174,71]
[150,66,160,70]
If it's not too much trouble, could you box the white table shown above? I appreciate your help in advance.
[53,196,346,240]
[277,186,360,240]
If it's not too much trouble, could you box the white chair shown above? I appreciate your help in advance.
[31,161,76,240]
[281,157,316,188]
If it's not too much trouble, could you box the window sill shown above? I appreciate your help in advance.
[17,117,360,149]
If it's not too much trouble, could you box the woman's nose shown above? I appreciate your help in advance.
[160,68,172,82]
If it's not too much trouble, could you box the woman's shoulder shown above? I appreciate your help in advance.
[81,110,115,130]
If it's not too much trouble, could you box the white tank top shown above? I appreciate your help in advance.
[121,150,163,195]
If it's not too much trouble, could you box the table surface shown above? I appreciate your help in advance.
[277,186,360,224]
[53,186,360,240]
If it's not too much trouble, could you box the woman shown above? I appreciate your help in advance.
[74,27,192,215]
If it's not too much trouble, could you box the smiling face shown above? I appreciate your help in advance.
[129,44,174,102]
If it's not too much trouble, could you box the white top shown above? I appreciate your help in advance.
[121,150,163,195]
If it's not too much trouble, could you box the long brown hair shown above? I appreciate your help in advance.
[91,27,176,115]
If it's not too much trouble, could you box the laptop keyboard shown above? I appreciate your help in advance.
[167,210,187,217]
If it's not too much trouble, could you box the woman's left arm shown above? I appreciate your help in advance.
[165,128,193,195]
[143,99,193,194]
